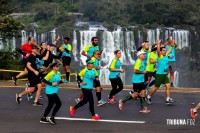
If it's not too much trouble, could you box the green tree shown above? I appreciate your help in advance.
[0,0,24,40]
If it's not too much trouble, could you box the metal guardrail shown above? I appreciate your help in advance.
[0,69,23,80]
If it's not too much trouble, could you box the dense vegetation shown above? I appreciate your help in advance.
[0,0,24,39]
[11,0,200,32]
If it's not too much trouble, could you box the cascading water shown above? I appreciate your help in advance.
[72,30,78,62]
[0,28,190,87]
[173,71,179,87]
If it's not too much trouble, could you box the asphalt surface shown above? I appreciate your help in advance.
[0,81,200,133]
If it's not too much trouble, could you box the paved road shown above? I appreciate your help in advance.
[0,85,200,133]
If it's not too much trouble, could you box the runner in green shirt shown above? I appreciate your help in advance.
[146,39,174,105]
[145,44,158,94]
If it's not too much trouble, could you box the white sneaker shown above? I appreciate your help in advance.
[97,99,106,107]
[75,98,81,103]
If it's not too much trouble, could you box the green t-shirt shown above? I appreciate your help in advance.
[146,52,158,72]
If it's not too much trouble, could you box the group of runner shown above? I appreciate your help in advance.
[15,35,199,125]
[14,36,72,124]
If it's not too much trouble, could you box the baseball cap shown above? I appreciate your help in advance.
[137,51,146,56]
[86,59,94,64]
[49,44,56,47]
[51,62,60,68]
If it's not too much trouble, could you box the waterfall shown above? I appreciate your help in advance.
[147,29,156,47]
[173,30,189,49]
[50,28,56,44]
[0,39,3,50]
[0,28,191,87]
[21,30,27,45]
[174,71,179,87]
[72,30,78,62]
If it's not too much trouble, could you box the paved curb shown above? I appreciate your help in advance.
[0,80,200,93]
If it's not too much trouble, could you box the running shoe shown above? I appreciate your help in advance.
[190,108,197,119]
[118,100,124,111]
[25,83,33,101]
[12,76,17,85]
[75,98,81,104]
[129,90,134,95]
[92,114,101,120]
[48,117,56,125]
[70,106,75,117]
[107,96,116,104]
[97,99,107,107]
[16,93,22,104]
[146,96,152,105]
[107,98,116,104]
[33,102,43,106]
[166,98,174,105]
[40,117,50,124]
[27,94,33,101]
[64,79,69,84]
[139,107,151,113]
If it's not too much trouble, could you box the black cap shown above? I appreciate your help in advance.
[51,62,60,68]
[64,37,70,41]
[49,44,56,47]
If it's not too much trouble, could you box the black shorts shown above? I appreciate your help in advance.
[93,79,101,88]
[144,74,148,82]
[146,71,156,78]
[62,56,71,66]
[28,72,41,87]
[22,58,27,68]
[133,82,145,93]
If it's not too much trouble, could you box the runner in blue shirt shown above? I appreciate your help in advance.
[119,51,150,113]
[40,62,64,125]
[69,59,101,120]
[108,50,124,104]
[146,39,174,105]
[164,36,177,87]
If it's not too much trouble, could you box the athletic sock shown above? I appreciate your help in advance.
[66,72,70,81]
[147,95,151,99]
[166,97,170,101]
[122,94,133,103]
[96,92,101,101]
[140,97,145,109]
